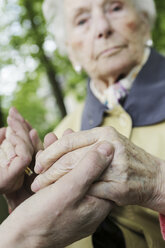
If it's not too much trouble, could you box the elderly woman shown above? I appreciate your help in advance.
[30,0,165,247]
[1,0,165,247]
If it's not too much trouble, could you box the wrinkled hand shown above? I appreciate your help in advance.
[0,107,43,209]
[31,129,92,192]
[33,127,165,213]
[0,142,114,248]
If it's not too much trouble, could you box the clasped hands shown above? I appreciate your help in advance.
[0,108,114,248]
[1,107,165,248]
[32,126,165,213]
[1,107,164,213]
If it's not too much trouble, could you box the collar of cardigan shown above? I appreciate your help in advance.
[81,48,165,130]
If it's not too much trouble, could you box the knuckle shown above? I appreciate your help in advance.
[102,126,117,138]
[115,185,129,206]
[44,166,67,184]
[45,171,56,183]
[87,150,100,165]
[61,136,73,151]
[38,152,52,168]
[59,153,70,163]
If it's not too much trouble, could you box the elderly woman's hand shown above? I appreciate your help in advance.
[33,127,165,214]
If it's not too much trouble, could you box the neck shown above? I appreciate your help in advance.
[92,47,149,94]
[92,58,145,94]
[92,69,130,94]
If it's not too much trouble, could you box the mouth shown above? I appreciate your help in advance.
[96,45,126,59]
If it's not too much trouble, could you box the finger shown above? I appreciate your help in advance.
[0,139,16,164]
[9,107,24,123]
[88,181,122,206]
[8,156,28,178]
[9,107,32,132]
[31,146,89,192]
[25,120,33,131]
[6,126,14,139]
[0,129,16,168]
[88,181,111,201]
[30,129,43,152]
[7,116,29,137]
[62,128,74,136]
[8,133,33,165]
[31,164,72,192]
[34,130,97,174]
[0,128,6,144]
[0,146,9,167]
[51,141,114,202]
[44,132,58,149]
[36,150,43,158]
[7,116,33,154]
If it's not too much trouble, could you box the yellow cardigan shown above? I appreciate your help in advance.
[55,103,165,248]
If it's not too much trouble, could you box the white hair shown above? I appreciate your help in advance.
[42,0,157,54]
[132,0,157,29]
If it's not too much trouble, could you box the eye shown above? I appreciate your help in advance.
[77,19,87,26]
[112,4,122,11]
[106,2,123,13]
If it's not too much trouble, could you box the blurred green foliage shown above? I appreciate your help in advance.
[153,1,165,52]
[0,0,165,138]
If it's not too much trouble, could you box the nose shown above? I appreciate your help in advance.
[95,14,112,39]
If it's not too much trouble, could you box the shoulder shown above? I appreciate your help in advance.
[54,103,84,138]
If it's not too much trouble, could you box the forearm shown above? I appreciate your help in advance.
[155,159,165,215]
[0,210,36,248]
[0,217,25,248]
[141,158,165,215]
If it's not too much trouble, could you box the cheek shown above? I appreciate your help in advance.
[70,39,85,61]
[119,19,144,45]
[126,20,138,31]
[71,40,84,50]
[71,37,93,63]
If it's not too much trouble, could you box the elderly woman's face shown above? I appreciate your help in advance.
[65,0,150,80]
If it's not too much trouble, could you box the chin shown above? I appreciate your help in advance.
[98,57,136,77]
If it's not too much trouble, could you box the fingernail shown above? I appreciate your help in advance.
[31,180,40,192]
[34,162,43,174]
[97,142,113,156]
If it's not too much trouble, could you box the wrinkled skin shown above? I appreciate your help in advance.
[33,127,165,214]
[65,0,151,87]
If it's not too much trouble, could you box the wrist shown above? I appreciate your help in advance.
[156,160,165,214]
[145,159,165,214]
[0,217,25,248]
[0,207,44,248]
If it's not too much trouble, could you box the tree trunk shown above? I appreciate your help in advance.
[24,0,67,119]
[0,97,4,127]
[42,54,67,117]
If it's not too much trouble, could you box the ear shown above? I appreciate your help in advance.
[138,11,152,42]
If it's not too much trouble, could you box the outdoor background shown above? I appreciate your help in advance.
[0,0,165,139]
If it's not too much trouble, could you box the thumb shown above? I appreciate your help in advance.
[29,129,43,152]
